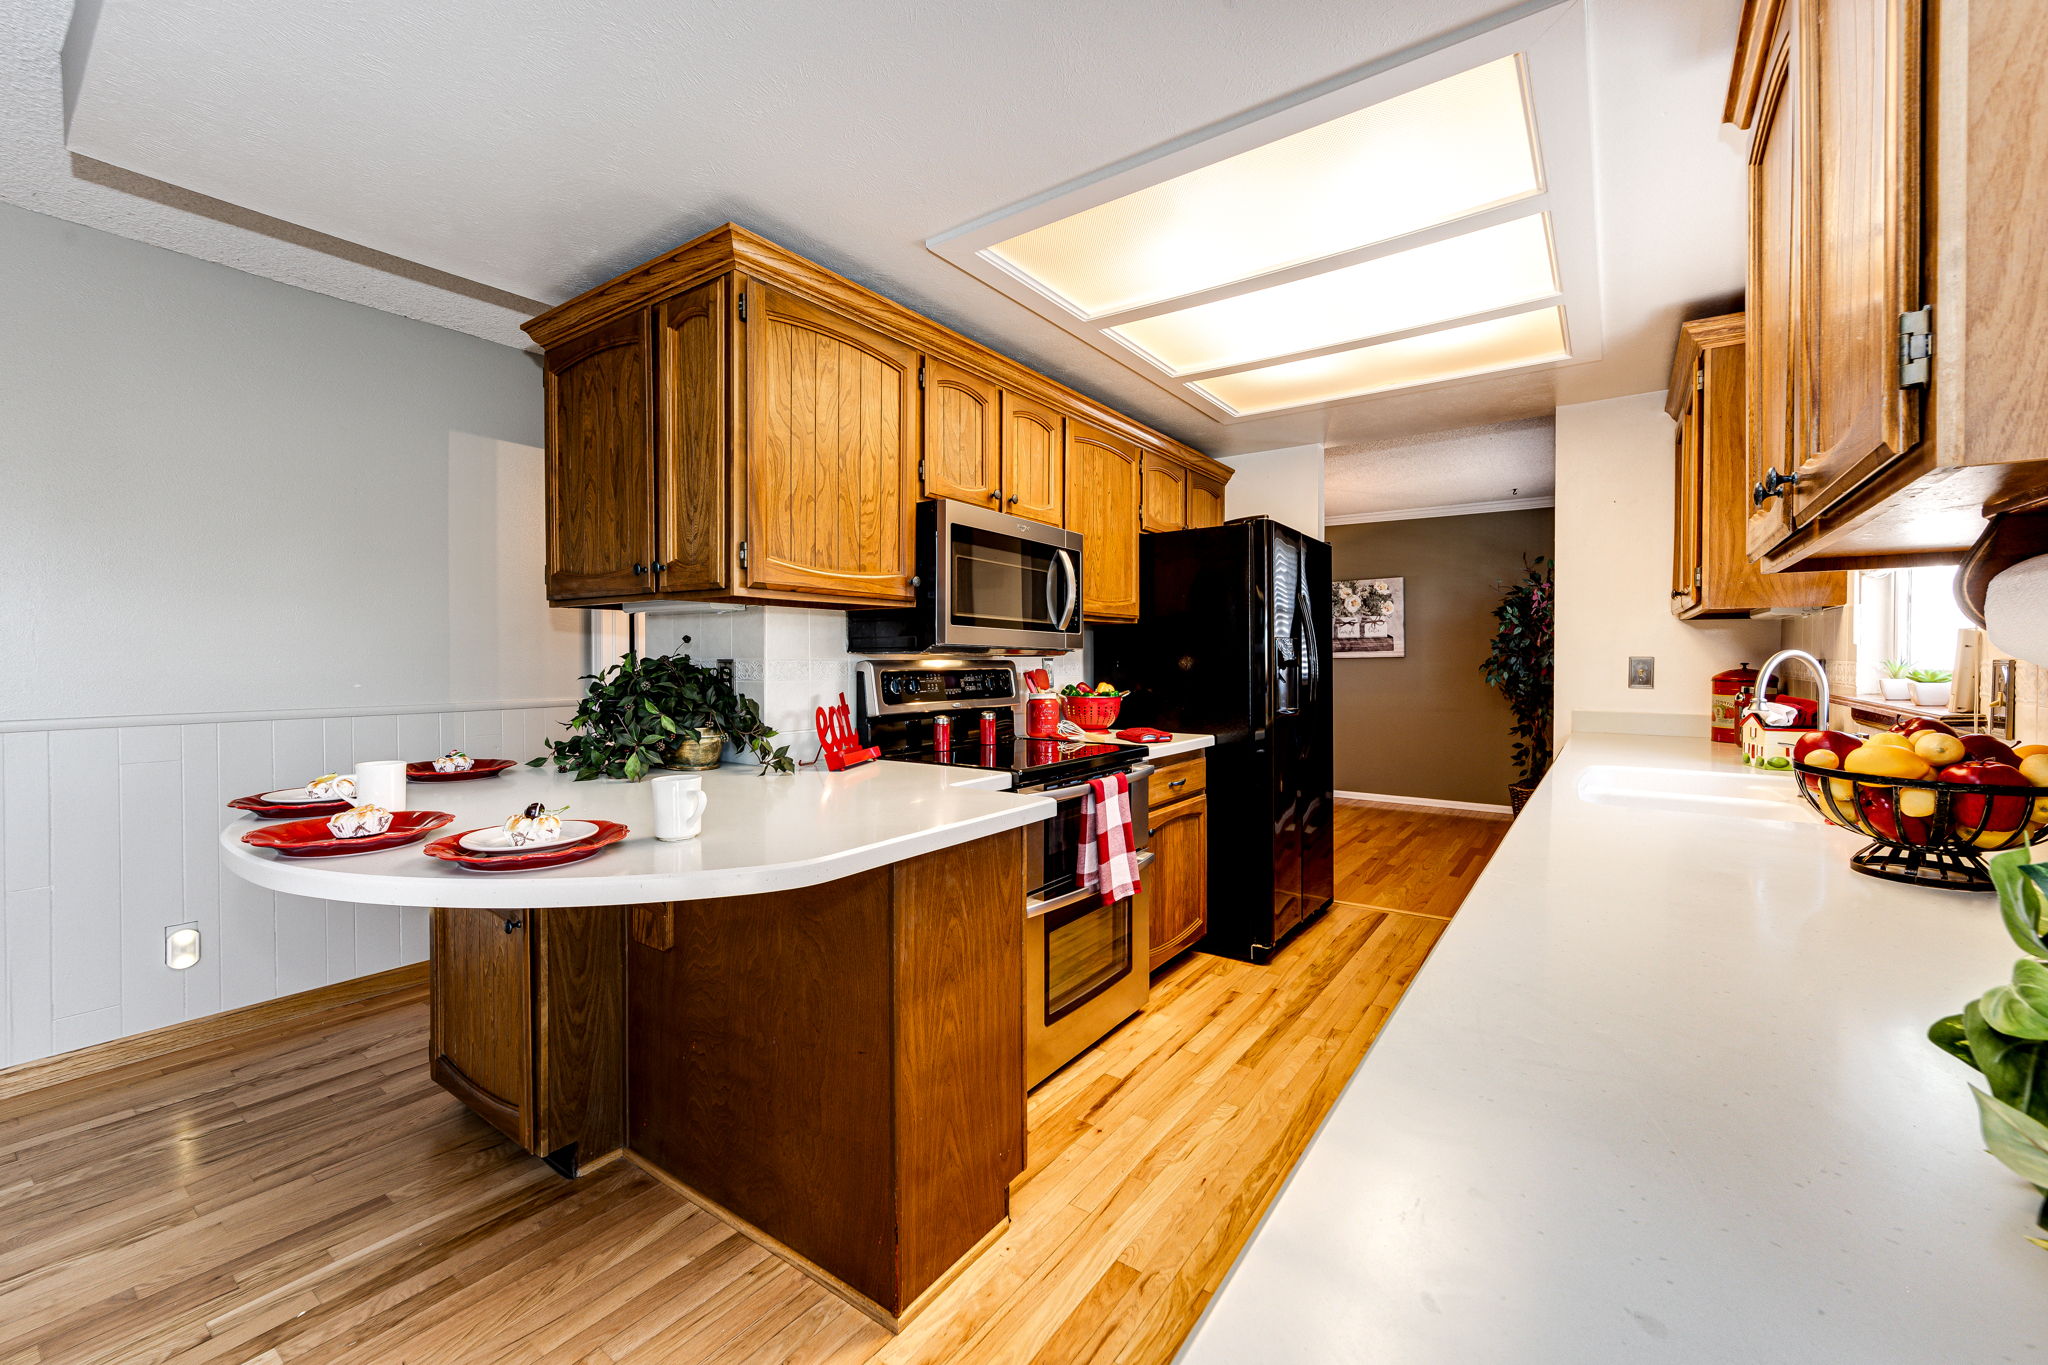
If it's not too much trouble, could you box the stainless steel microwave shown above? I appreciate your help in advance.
[846,498,1084,655]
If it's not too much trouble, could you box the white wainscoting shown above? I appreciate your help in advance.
[0,703,573,1070]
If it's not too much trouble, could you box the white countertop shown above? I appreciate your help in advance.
[220,760,1050,908]
[1179,732,2044,1365]
[1080,729,1215,761]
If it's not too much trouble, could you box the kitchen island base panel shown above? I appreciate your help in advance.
[427,829,1025,1325]
[626,829,1025,1319]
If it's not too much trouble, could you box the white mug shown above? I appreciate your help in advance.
[353,759,408,811]
[651,773,709,841]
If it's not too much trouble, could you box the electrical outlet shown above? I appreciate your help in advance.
[716,658,735,688]
[1627,656,1655,689]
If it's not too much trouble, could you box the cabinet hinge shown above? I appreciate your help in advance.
[1898,307,1933,387]
[737,540,749,569]
[736,291,748,322]
[1695,566,1703,588]
[918,360,926,390]
[918,457,926,482]
[1694,368,1705,392]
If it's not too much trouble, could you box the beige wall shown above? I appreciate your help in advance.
[1553,391,1782,742]
[1328,509,1555,806]
[1220,444,1324,536]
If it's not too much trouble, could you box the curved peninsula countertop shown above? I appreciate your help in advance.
[1179,732,2043,1365]
[221,759,1051,908]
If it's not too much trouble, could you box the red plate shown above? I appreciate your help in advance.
[242,810,454,858]
[421,819,630,872]
[229,792,352,820]
[404,758,519,782]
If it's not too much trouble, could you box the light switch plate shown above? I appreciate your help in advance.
[1627,656,1655,689]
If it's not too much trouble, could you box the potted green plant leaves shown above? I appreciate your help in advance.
[1481,557,1554,814]
[1879,658,1914,701]
[531,650,793,781]
[1908,667,1953,710]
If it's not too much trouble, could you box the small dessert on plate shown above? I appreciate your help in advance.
[306,773,357,802]
[432,749,475,773]
[505,802,568,846]
[327,804,394,839]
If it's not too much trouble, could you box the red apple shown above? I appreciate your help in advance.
[1938,760,2033,834]
[1794,730,1862,765]
[1959,734,2024,767]
[1892,716,1959,739]
[1857,782,1933,844]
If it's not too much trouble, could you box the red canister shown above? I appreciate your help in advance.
[932,713,952,752]
[1710,662,1759,745]
[1026,694,1061,739]
[979,710,999,746]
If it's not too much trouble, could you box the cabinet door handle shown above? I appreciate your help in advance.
[1750,467,1799,506]
[503,916,523,934]
[650,561,666,573]
[1169,778,1187,788]
[988,490,1002,502]
[633,563,647,575]
[1007,494,1020,505]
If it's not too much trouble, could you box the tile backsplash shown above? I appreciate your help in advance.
[641,607,1085,765]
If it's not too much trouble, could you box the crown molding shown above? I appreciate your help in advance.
[1324,495,1555,525]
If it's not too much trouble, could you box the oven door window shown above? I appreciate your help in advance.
[1033,799,1088,900]
[1043,897,1133,1024]
[949,524,1062,632]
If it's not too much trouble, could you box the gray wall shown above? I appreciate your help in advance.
[0,203,581,1070]
[1329,509,1555,806]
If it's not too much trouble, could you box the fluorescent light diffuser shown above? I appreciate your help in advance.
[985,55,1541,317]
[1191,306,1569,415]
[1108,214,1557,375]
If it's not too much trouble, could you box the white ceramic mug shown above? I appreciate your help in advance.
[353,759,408,811]
[651,773,709,841]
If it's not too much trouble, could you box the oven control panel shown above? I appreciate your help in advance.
[869,663,1018,710]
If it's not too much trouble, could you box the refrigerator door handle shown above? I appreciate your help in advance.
[1298,586,1320,704]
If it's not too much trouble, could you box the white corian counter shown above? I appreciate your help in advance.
[220,760,1050,908]
[1179,732,2044,1365]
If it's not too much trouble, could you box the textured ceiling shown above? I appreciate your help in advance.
[29,0,1749,460]
[1323,417,1556,518]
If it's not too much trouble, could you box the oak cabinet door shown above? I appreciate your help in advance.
[1672,366,1704,616]
[742,282,921,602]
[999,394,1064,527]
[1791,0,1923,521]
[1745,13,1802,559]
[1140,452,1188,533]
[430,906,534,1149]
[1064,418,1141,621]
[922,360,1002,509]
[545,312,656,602]
[654,279,728,593]
[1144,794,1209,972]
[1187,475,1226,529]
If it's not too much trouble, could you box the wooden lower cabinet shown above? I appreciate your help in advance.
[429,904,626,1173]
[428,831,1024,1325]
[1142,756,1210,971]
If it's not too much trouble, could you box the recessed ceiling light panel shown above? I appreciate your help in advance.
[1107,213,1558,376]
[1190,306,1569,416]
[984,55,1542,318]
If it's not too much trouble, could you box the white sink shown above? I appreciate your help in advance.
[1575,764,1818,823]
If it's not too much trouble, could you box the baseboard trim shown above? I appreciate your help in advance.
[0,962,427,1102]
[1336,790,1513,815]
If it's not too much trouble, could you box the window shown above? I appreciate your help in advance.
[1854,566,1972,694]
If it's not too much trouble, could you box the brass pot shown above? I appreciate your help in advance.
[669,730,725,772]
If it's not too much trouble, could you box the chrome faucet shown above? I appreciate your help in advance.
[1744,649,1831,729]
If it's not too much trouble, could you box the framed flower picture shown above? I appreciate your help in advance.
[1334,577,1404,658]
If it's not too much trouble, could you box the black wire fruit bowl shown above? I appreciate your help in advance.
[1789,758,2046,891]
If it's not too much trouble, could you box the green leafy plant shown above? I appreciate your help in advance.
[530,650,792,780]
[1907,667,1954,684]
[1880,658,1913,680]
[1929,844,2048,1241]
[1480,557,1554,787]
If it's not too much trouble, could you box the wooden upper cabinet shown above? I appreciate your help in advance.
[1187,475,1225,529]
[999,393,1064,527]
[1668,314,1846,618]
[741,282,920,603]
[1064,419,1142,621]
[1743,8,1803,560]
[922,359,1002,509]
[1789,0,1923,522]
[1140,451,1188,533]
[544,312,656,602]
[654,279,728,593]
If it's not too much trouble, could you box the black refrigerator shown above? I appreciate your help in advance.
[1095,518,1334,963]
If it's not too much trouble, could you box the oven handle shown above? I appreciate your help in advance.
[1024,849,1156,919]
[1017,762,1154,800]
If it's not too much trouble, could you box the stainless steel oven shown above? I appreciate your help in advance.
[846,498,1084,655]
[1023,765,1153,1087]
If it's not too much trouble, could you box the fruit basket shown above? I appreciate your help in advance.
[1790,757,2043,891]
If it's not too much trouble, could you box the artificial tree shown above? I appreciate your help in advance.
[1481,556,1555,807]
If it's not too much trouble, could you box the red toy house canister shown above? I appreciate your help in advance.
[1711,662,1759,744]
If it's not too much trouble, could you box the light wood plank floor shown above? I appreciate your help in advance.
[0,802,1505,1365]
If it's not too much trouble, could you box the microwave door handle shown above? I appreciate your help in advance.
[1053,548,1079,631]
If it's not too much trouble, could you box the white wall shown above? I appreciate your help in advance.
[1220,444,1325,537]
[0,203,580,1069]
[1553,391,1780,742]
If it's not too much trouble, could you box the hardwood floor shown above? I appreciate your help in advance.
[0,802,1504,1365]
[1334,798,1510,920]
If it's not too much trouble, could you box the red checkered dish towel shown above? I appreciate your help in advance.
[1077,772,1143,905]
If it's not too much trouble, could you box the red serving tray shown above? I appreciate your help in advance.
[421,819,630,872]
[404,758,518,782]
[241,810,453,858]
[228,791,352,820]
